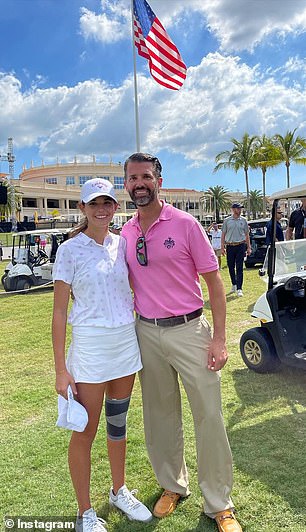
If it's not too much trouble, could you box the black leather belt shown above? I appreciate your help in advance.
[226,241,245,246]
[136,308,203,327]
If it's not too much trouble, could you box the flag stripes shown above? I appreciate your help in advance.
[133,0,187,90]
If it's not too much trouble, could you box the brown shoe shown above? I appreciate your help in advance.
[215,510,242,532]
[153,490,181,518]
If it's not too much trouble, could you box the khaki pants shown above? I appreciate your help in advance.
[136,315,234,516]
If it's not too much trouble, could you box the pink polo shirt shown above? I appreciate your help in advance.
[121,202,218,318]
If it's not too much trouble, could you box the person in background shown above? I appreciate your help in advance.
[208,222,222,269]
[221,203,251,297]
[52,178,152,532]
[266,209,284,245]
[122,152,242,532]
[0,240,3,261]
[40,234,47,250]
[286,198,306,240]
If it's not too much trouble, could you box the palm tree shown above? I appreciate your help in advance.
[248,189,263,220]
[0,179,22,222]
[272,129,306,189]
[252,135,279,216]
[214,133,257,218]
[205,185,231,222]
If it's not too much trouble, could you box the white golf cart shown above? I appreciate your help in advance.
[240,183,306,372]
[2,229,70,292]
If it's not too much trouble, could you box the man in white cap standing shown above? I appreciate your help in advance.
[221,203,251,297]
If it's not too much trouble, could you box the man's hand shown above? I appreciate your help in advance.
[247,245,252,256]
[207,337,228,371]
[221,246,226,256]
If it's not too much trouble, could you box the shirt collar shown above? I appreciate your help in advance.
[77,231,112,246]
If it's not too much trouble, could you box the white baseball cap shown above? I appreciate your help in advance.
[56,385,88,432]
[80,178,118,204]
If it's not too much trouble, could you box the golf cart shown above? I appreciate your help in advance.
[244,218,269,268]
[240,183,306,373]
[244,217,288,268]
[2,229,69,292]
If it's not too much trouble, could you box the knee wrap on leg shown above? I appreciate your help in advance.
[105,396,131,441]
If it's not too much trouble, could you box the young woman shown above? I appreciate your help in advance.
[52,178,152,532]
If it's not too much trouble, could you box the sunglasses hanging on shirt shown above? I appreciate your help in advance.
[136,235,148,266]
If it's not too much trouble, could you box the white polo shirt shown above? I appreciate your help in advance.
[209,228,222,250]
[52,232,134,328]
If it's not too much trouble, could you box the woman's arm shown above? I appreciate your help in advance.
[52,280,77,397]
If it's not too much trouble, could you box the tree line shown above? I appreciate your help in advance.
[210,128,306,219]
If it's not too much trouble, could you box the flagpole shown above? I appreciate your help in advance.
[131,0,140,152]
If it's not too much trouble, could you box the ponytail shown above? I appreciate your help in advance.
[69,216,88,239]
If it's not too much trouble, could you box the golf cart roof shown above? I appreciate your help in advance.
[248,218,270,225]
[270,183,306,200]
[12,228,72,237]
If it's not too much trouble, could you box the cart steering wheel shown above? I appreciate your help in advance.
[36,249,49,265]
[284,276,306,292]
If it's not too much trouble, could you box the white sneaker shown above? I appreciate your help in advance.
[230,285,237,293]
[75,508,107,532]
[237,289,243,297]
[109,485,152,522]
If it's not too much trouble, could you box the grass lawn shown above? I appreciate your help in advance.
[1,257,306,531]
[0,233,13,247]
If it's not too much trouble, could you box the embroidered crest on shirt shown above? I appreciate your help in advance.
[164,237,175,249]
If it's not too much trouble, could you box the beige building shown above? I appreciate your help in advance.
[17,158,222,225]
[15,158,251,226]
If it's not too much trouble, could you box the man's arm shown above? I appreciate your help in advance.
[245,222,252,255]
[266,222,271,245]
[286,226,294,240]
[221,225,226,256]
[201,269,228,371]
[286,212,295,240]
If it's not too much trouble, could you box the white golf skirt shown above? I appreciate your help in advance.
[66,323,142,383]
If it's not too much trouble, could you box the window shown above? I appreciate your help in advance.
[66,176,75,185]
[22,198,37,208]
[114,176,124,189]
[126,201,136,210]
[96,176,110,181]
[47,199,59,209]
[69,200,78,209]
[79,176,91,185]
[45,177,57,184]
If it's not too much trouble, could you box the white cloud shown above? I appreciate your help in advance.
[2,52,306,167]
[203,0,306,52]
[80,1,130,43]
[79,0,306,52]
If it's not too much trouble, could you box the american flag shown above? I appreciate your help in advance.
[133,0,187,90]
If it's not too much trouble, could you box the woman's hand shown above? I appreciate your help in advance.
[55,370,77,399]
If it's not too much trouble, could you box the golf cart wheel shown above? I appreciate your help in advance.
[16,278,31,292]
[1,273,7,286]
[240,327,280,373]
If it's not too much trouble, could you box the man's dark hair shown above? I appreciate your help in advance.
[124,153,162,179]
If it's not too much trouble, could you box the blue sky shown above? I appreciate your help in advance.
[1,0,306,194]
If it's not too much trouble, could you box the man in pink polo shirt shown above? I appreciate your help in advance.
[121,153,242,532]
